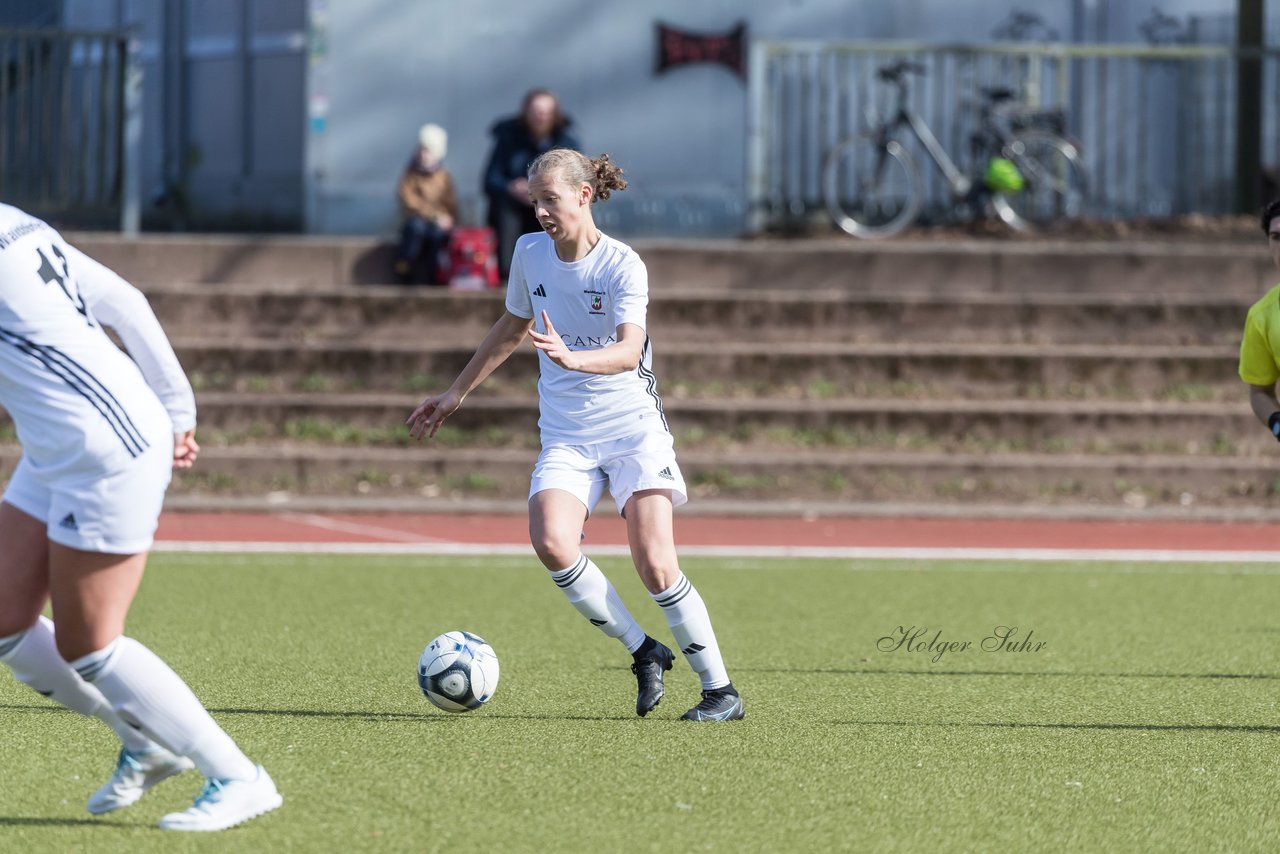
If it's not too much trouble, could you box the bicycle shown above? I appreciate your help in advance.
[822,61,1087,239]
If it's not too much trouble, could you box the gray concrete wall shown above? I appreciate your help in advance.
[307,0,1280,237]
[46,0,1265,235]
[305,0,1093,238]
[63,0,308,229]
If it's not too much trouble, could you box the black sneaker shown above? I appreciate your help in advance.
[630,638,675,717]
[681,684,744,722]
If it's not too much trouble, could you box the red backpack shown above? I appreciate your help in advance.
[443,227,501,290]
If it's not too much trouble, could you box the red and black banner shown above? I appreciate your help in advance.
[655,21,746,80]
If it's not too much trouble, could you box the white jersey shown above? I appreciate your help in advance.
[0,204,195,480]
[506,231,668,444]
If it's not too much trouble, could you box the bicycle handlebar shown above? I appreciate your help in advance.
[877,61,927,83]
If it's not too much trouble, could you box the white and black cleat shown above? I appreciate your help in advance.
[631,638,675,717]
[681,685,745,722]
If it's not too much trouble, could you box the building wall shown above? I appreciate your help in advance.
[62,0,308,230]
[0,0,60,27]
[307,0,1090,237]
[45,0,1274,235]
[309,0,1280,236]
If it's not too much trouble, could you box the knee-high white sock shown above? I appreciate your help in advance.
[651,573,731,690]
[72,637,257,782]
[550,555,647,653]
[0,616,156,753]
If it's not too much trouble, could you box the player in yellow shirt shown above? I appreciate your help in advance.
[1239,199,1280,437]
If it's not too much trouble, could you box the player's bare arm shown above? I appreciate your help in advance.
[1249,383,1280,439]
[529,311,644,374]
[407,310,533,439]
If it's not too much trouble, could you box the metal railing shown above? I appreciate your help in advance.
[0,27,140,232]
[746,39,1280,233]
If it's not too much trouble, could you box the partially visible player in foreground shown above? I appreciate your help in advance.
[407,149,743,721]
[0,204,281,830]
[1239,199,1280,437]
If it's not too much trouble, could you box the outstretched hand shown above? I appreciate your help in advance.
[406,390,462,440]
[528,310,580,371]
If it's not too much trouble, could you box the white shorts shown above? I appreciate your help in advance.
[3,442,173,554]
[529,430,688,517]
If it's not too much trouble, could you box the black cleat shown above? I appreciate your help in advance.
[681,684,745,722]
[631,638,675,717]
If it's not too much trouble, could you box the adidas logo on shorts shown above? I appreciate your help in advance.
[658,467,674,480]
[59,512,78,530]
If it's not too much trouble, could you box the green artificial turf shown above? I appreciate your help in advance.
[3,553,1280,853]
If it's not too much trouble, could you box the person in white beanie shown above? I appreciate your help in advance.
[394,122,458,284]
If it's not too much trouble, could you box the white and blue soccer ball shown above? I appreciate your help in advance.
[417,631,500,713]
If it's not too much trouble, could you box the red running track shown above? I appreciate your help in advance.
[154,512,1280,551]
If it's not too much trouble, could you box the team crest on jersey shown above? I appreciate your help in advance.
[583,288,606,316]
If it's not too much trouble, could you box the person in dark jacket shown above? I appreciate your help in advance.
[483,89,580,278]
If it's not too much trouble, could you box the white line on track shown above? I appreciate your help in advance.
[277,513,454,544]
[152,541,1280,566]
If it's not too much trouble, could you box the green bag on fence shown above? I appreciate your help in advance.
[984,157,1024,192]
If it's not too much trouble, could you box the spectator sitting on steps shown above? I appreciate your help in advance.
[394,123,457,285]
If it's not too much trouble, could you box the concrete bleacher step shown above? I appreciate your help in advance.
[638,240,1274,296]
[0,444,1265,509]
[168,393,1263,453]
[143,284,1250,346]
[74,233,1274,295]
[42,232,1279,516]
[172,338,1241,397]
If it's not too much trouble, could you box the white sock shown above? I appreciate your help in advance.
[0,616,156,753]
[549,555,647,653]
[73,636,257,782]
[651,573,731,690]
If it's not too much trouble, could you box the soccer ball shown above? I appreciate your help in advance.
[417,631,500,712]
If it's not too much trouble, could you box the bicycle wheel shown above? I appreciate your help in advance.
[992,130,1086,230]
[822,135,921,239]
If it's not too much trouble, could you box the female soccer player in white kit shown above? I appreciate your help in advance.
[0,205,282,830]
[408,150,743,721]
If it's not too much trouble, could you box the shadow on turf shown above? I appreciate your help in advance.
[0,702,449,722]
[209,706,443,722]
[729,668,1280,681]
[0,702,635,723]
[845,720,1280,734]
[0,817,114,827]
[209,707,636,723]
